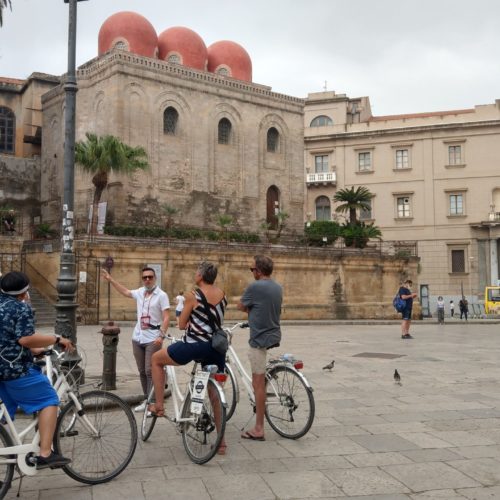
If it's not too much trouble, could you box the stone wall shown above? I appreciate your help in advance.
[24,239,419,322]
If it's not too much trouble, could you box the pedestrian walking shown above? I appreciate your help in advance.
[450,300,455,318]
[399,279,417,339]
[437,296,445,324]
[174,291,185,328]
[459,298,468,320]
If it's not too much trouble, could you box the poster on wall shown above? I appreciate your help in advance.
[87,202,107,235]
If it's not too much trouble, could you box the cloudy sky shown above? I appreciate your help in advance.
[1,0,499,115]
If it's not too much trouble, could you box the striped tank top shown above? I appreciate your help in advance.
[185,289,227,344]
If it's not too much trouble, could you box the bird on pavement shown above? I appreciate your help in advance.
[322,360,335,371]
[394,369,402,385]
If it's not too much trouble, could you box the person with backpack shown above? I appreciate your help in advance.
[399,279,417,339]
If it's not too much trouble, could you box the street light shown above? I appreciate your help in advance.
[55,0,88,369]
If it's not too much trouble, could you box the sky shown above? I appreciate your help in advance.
[1,0,500,116]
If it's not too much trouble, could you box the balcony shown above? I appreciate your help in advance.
[306,171,336,186]
[489,212,500,222]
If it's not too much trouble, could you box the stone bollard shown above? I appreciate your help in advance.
[101,321,120,390]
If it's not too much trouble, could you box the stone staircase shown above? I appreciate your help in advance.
[29,287,56,327]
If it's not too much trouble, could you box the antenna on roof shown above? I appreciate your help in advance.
[323,80,328,91]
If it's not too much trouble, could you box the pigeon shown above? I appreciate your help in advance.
[394,369,401,385]
[322,360,335,371]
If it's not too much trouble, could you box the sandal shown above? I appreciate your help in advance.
[217,443,227,455]
[148,404,164,417]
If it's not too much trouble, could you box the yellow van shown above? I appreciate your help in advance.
[484,286,500,314]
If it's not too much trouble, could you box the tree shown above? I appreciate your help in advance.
[215,214,233,242]
[75,133,149,235]
[275,211,289,240]
[333,186,373,226]
[0,0,11,27]
[161,203,179,230]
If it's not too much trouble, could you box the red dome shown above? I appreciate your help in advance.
[158,27,207,71]
[98,12,158,58]
[207,41,252,82]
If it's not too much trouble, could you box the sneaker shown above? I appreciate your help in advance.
[36,452,71,470]
[134,400,147,413]
[401,334,414,339]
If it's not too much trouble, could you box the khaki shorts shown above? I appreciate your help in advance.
[248,346,267,375]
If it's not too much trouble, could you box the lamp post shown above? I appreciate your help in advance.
[55,0,87,363]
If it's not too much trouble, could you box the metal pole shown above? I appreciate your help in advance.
[55,0,86,365]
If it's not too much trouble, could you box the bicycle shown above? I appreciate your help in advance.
[0,348,138,498]
[140,334,227,465]
[223,322,315,439]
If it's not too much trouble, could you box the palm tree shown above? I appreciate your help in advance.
[333,186,373,225]
[0,0,12,27]
[75,133,149,235]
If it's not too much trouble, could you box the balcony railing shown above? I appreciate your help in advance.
[488,212,500,221]
[306,171,336,185]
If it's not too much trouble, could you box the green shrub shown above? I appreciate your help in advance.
[304,221,341,246]
[341,222,382,248]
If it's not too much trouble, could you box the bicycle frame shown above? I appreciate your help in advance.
[0,355,98,477]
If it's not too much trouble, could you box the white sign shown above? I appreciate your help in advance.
[190,370,210,415]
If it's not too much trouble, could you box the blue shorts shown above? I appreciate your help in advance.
[0,367,59,419]
[167,340,225,372]
[401,308,412,320]
[175,310,182,317]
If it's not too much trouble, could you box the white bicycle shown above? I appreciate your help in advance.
[0,348,137,498]
[223,323,315,439]
[140,334,227,464]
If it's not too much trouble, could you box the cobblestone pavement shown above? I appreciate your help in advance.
[6,321,500,499]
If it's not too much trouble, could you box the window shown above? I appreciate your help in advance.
[395,149,409,169]
[451,249,465,273]
[266,185,280,228]
[397,196,411,218]
[359,200,372,221]
[0,107,15,154]
[358,152,372,172]
[218,118,232,145]
[163,107,179,135]
[114,41,127,50]
[315,196,331,221]
[314,155,328,173]
[216,67,230,76]
[448,145,462,165]
[167,53,181,64]
[267,127,279,153]
[449,194,464,216]
[310,115,333,127]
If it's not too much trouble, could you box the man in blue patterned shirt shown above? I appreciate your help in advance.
[0,272,73,469]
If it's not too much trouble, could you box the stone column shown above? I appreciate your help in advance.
[490,238,499,285]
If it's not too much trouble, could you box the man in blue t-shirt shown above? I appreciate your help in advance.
[238,255,282,441]
[399,279,417,339]
[0,272,73,469]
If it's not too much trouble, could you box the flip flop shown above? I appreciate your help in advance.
[217,444,227,455]
[241,431,265,441]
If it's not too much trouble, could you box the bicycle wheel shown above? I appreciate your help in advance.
[181,378,226,464]
[0,424,15,499]
[54,390,138,484]
[223,363,238,421]
[141,387,157,442]
[265,365,315,439]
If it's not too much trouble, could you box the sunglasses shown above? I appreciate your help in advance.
[142,275,155,280]
[249,267,257,272]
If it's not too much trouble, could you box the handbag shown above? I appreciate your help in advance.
[196,288,228,355]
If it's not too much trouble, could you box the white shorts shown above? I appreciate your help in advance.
[248,346,267,375]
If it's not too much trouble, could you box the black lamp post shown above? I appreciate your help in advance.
[55,0,88,362]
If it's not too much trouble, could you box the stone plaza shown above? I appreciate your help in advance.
[8,320,500,499]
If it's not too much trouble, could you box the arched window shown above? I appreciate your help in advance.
[266,185,280,229]
[0,107,15,154]
[167,53,181,64]
[216,67,230,76]
[163,107,179,135]
[315,196,331,221]
[114,40,127,51]
[267,127,280,153]
[218,118,232,145]
[310,115,333,127]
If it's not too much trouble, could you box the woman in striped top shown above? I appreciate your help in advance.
[150,262,227,452]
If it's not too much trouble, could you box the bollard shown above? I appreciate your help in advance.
[101,321,120,390]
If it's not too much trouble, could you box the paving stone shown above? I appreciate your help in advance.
[204,473,275,500]
[345,452,414,467]
[382,462,480,491]
[262,470,343,498]
[92,480,146,500]
[428,431,496,447]
[324,466,410,496]
[280,455,353,471]
[457,485,500,499]
[401,448,463,463]
[350,434,420,453]
[409,489,467,499]
[279,435,367,456]
[396,432,455,449]
[447,457,500,486]
[163,462,224,479]
[143,478,211,500]
[453,445,500,459]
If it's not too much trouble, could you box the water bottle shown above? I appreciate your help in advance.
[204,364,218,374]
[282,353,294,363]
